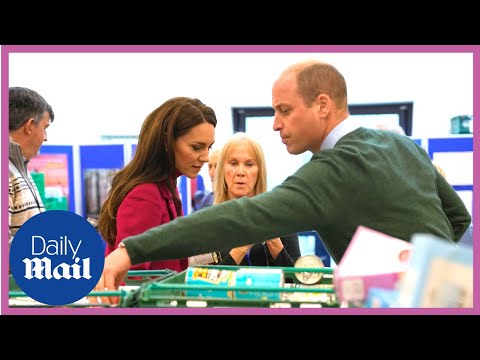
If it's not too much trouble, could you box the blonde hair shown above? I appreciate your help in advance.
[213,132,267,204]
[433,162,447,178]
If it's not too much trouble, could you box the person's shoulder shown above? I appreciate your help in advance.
[126,183,161,199]
[120,183,163,211]
[130,182,158,192]
[326,127,395,151]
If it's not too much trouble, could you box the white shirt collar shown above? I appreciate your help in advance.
[320,116,362,151]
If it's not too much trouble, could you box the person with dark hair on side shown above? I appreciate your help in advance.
[97,97,217,274]
[95,60,471,298]
[9,87,54,251]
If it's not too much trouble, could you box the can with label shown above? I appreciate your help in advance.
[185,267,236,299]
[294,255,325,285]
[281,283,335,305]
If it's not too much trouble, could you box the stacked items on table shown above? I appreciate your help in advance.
[334,226,473,308]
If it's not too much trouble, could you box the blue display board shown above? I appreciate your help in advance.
[80,144,125,218]
[427,136,473,220]
[178,175,189,215]
[428,137,473,192]
[412,138,422,147]
[298,230,331,267]
[428,137,473,156]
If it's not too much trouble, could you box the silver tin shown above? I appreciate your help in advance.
[294,255,325,284]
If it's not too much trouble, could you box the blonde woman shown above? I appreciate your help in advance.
[213,132,300,266]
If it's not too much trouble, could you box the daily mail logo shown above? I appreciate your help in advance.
[24,236,92,280]
[10,211,105,306]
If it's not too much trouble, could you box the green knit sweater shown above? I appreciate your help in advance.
[123,128,471,264]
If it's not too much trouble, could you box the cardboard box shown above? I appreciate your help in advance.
[397,233,473,308]
[334,226,412,304]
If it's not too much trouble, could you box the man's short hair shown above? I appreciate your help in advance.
[9,87,54,131]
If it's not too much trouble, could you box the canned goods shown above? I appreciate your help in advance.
[281,283,335,304]
[185,267,236,299]
[294,255,324,284]
[184,267,285,301]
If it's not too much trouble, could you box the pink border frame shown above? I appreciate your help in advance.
[2,45,478,315]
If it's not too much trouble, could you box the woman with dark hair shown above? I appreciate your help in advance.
[98,97,217,272]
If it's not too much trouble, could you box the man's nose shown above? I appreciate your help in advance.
[273,114,282,131]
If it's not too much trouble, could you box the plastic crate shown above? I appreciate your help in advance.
[121,265,339,308]
[8,269,177,308]
[9,267,339,308]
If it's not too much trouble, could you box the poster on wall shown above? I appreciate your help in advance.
[83,168,118,219]
[80,144,125,218]
[428,136,473,218]
[27,153,69,210]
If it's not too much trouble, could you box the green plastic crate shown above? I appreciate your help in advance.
[121,265,339,308]
[8,270,177,308]
[9,267,339,308]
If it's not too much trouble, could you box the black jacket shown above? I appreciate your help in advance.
[219,233,301,267]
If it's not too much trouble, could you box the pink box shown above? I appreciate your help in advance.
[334,226,412,304]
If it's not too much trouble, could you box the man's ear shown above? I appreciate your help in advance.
[316,94,331,115]
[23,118,35,135]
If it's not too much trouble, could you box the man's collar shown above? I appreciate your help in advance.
[320,116,362,151]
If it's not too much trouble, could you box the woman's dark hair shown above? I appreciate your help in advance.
[98,97,217,245]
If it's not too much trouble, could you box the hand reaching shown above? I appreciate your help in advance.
[90,245,132,305]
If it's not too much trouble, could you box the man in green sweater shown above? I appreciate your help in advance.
[96,60,471,296]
